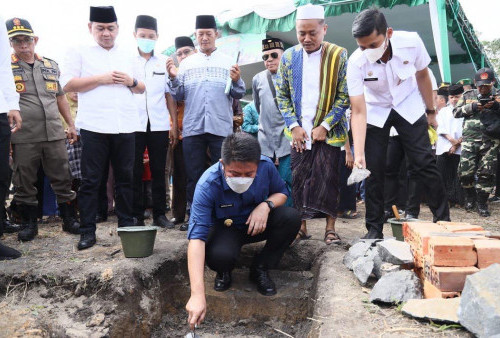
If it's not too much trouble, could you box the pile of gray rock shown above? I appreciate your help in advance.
[343,239,422,304]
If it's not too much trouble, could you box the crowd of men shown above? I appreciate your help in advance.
[0,3,498,330]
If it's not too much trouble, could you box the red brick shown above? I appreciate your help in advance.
[473,239,500,269]
[430,266,479,292]
[444,224,484,232]
[437,221,471,226]
[429,236,477,267]
[423,280,461,299]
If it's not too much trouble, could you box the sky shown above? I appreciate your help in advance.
[2,0,499,60]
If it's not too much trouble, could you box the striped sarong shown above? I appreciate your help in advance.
[291,142,341,220]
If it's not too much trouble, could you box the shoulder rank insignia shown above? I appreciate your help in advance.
[11,54,18,63]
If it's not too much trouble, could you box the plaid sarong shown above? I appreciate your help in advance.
[66,139,82,180]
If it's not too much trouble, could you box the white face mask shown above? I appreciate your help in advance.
[225,176,254,194]
[364,37,388,63]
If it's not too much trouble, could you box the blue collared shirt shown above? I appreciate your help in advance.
[187,156,289,241]
[169,49,246,138]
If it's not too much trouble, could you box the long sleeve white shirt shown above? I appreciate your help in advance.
[0,15,20,114]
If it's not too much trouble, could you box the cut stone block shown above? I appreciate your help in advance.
[377,239,414,265]
[458,264,500,337]
[370,270,422,304]
[402,298,460,324]
[428,236,477,267]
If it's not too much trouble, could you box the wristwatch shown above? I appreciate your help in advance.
[264,200,275,210]
[128,78,138,88]
[425,108,436,114]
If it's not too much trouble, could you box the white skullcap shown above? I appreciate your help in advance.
[296,4,325,20]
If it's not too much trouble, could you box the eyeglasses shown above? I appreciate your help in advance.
[10,37,34,45]
[262,52,279,61]
[176,49,194,58]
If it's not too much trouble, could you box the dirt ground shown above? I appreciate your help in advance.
[0,201,497,337]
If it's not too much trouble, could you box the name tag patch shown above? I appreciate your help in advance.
[364,78,378,82]
[219,203,234,208]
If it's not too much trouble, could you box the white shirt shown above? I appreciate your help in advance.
[289,47,331,150]
[436,105,463,155]
[347,31,431,128]
[60,42,141,134]
[0,15,20,114]
[389,67,438,138]
[134,53,170,132]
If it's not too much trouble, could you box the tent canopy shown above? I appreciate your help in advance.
[216,0,498,92]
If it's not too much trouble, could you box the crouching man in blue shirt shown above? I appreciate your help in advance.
[185,132,300,329]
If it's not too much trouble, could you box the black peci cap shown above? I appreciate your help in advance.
[135,15,157,32]
[262,38,284,52]
[448,84,464,96]
[90,6,117,23]
[195,15,217,29]
[175,36,195,50]
[6,18,34,38]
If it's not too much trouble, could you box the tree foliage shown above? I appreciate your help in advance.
[482,39,500,74]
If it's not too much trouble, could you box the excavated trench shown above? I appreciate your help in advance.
[0,238,326,338]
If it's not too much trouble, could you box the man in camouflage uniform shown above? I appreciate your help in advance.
[453,68,500,217]
[7,18,80,240]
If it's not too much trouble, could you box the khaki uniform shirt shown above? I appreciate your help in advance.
[11,53,65,144]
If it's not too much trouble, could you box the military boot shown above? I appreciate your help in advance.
[58,201,80,234]
[477,192,491,217]
[464,188,476,212]
[18,205,38,241]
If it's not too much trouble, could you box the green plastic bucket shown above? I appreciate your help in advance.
[117,226,159,258]
[388,218,419,241]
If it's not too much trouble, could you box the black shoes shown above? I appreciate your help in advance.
[134,217,145,227]
[249,265,277,296]
[173,217,185,225]
[404,213,418,220]
[17,204,38,242]
[95,213,108,223]
[77,233,96,250]
[153,215,174,229]
[214,271,232,292]
[361,227,384,240]
[477,192,491,217]
[179,222,189,231]
[58,202,80,234]
[0,241,21,260]
[464,188,476,212]
[1,219,21,233]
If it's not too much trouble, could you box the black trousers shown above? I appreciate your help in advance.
[365,111,449,233]
[133,130,169,220]
[338,149,357,212]
[172,139,187,222]
[183,133,224,204]
[205,206,301,273]
[97,161,111,217]
[383,136,422,215]
[79,130,135,234]
[0,115,10,222]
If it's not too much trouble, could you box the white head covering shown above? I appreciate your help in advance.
[296,4,325,20]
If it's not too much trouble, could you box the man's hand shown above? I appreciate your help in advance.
[291,126,309,153]
[483,101,497,110]
[448,144,458,154]
[166,57,177,78]
[169,128,178,148]
[7,110,22,133]
[66,126,78,144]
[345,150,354,169]
[230,64,241,82]
[186,294,206,331]
[246,202,270,236]
[98,72,115,85]
[112,71,133,87]
[311,125,328,144]
[427,112,438,129]
[354,153,366,169]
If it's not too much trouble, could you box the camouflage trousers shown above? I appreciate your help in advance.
[458,138,500,194]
